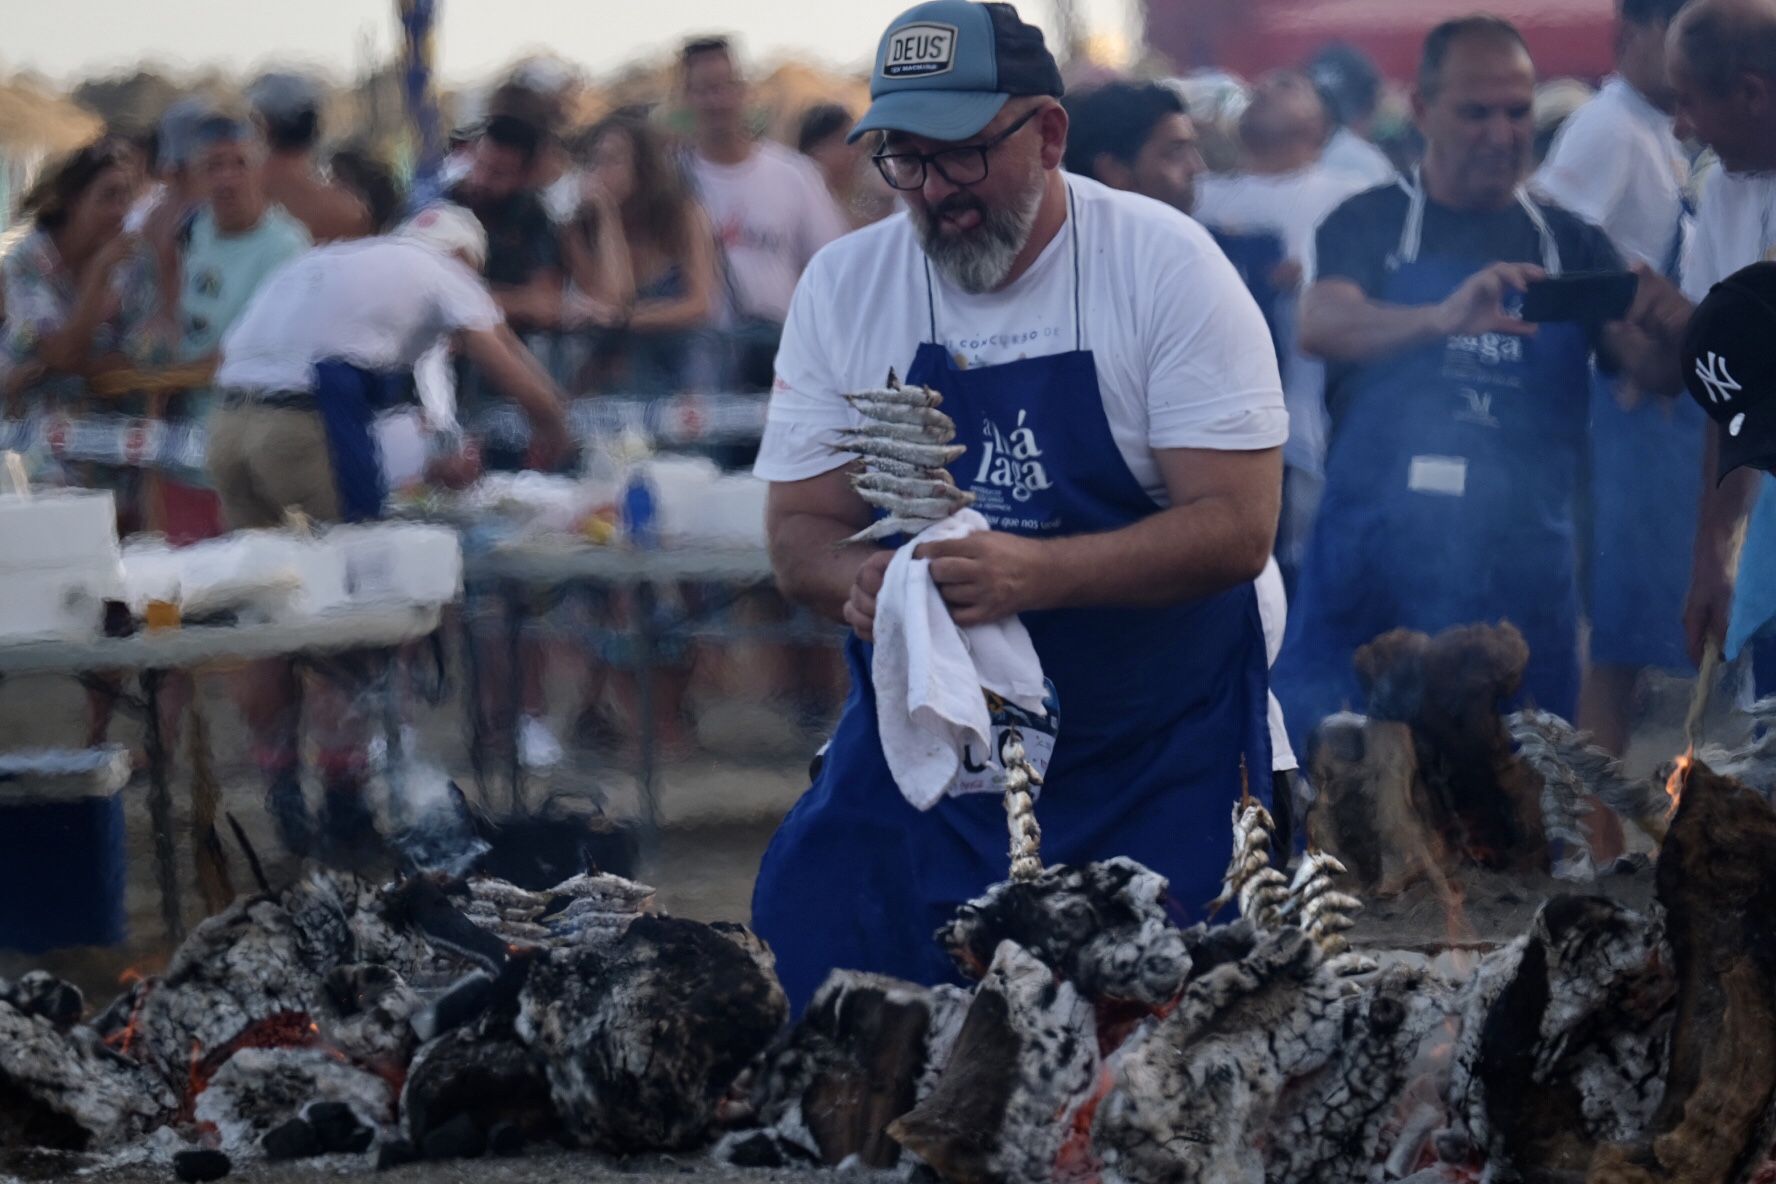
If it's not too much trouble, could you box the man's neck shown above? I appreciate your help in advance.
[1246,145,1318,177]
[263,151,311,180]
[697,128,753,166]
[213,201,269,236]
[995,170,1069,291]
[1421,157,1518,213]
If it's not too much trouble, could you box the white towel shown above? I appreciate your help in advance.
[871,509,1050,810]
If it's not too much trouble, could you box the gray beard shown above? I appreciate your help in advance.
[911,174,1045,294]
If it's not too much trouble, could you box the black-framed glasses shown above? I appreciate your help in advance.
[871,107,1042,191]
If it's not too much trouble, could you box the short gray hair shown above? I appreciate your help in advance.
[1418,15,1532,101]
[1673,0,1776,95]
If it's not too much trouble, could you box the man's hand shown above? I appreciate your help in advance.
[524,412,573,473]
[915,531,1051,626]
[843,550,894,642]
[1435,262,1544,338]
[1624,262,1693,345]
[1270,258,1305,294]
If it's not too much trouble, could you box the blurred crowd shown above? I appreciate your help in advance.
[0,0,1738,846]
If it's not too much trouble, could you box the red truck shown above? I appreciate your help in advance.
[1146,0,1615,84]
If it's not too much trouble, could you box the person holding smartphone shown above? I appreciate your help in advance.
[1274,16,1684,760]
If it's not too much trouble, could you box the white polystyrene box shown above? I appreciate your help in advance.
[328,523,463,605]
[0,559,123,642]
[0,490,120,571]
[169,531,350,621]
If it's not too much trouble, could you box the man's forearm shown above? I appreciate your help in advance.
[1300,292,1447,363]
[769,511,876,623]
[1696,426,1759,572]
[1035,496,1275,611]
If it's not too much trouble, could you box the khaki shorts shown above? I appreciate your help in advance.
[207,403,342,530]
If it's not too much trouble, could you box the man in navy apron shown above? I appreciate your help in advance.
[750,0,1288,1013]
[1275,17,1670,759]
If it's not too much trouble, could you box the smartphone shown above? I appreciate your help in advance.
[1519,271,1639,324]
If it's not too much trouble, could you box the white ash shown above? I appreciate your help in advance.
[192,1046,394,1157]
[916,984,972,1103]
[1093,929,1347,1184]
[316,965,423,1069]
[1698,696,1776,794]
[937,858,1193,1006]
[0,1003,174,1150]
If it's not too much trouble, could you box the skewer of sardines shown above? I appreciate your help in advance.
[838,369,974,545]
[836,370,1044,880]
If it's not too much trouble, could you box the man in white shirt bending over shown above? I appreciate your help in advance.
[680,35,849,390]
[1534,0,1699,755]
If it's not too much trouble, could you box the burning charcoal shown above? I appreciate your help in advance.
[374,1138,419,1171]
[3,972,85,1027]
[0,1000,174,1151]
[486,1120,525,1156]
[1590,758,1776,1183]
[889,942,1099,1183]
[1092,929,1353,1183]
[401,1020,560,1148]
[305,1101,373,1154]
[728,972,941,1167]
[717,1130,807,1168]
[171,1147,231,1182]
[517,915,787,1152]
[420,1113,486,1161]
[937,858,1191,1006]
[261,1117,321,1161]
[410,971,495,1043]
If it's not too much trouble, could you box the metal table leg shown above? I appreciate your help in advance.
[461,587,489,798]
[635,581,660,847]
[140,668,183,944]
[380,647,408,831]
[506,582,526,813]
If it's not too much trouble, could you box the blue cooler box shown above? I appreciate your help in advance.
[0,748,130,953]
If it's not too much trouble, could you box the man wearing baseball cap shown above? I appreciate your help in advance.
[1682,261,1776,681]
[207,201,570,859]
[752,0,1286,1010]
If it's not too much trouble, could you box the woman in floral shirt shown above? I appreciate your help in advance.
[2,137,164,416]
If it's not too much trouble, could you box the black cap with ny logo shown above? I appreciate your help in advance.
[1683,261,1776,483]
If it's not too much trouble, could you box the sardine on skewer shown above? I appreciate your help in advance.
[856,490,977,519]
[835,433,967,469]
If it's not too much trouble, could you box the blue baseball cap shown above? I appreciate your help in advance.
[848,1,1064,145]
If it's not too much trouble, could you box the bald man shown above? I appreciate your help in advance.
[1193,72,1370,583]
[1675,0,1776,692]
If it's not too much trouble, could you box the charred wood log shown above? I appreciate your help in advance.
[1590,759,1776,1184]
[401,1019,560,1149]
[517,915,787,1152]
[888,941,1099,1184]
[1355,623,1548,872]
[724,972,938,1168]
[0,1002,173,1151]
[1307,713,1458,900]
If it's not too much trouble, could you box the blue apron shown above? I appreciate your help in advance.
[1274,176,1592,757]
[751,186,1273,1014]
[1585,205,1702,672]
[313,358,405,522]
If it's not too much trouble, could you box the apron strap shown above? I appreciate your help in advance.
[922,255,938,344]
[1397,166,1562,275]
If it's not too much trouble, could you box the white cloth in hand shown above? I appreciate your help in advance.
[871,509,1049,810]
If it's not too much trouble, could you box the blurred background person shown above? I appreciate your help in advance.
[1062,80,1205,215]
[797,102,894,228]
[247,71,372,243]
[679,35,847,394]
[162,113,311,544]
[1534,0,1697,754]
[569,113,716,396]
[1193,71,1369,589]
[1306,43,1397,187]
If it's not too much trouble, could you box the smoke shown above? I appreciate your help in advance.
[387,760,489,878]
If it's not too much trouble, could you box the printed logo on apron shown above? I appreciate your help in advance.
[954,680,1061,798]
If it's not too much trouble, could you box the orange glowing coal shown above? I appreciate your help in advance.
[1667,749,1694,820]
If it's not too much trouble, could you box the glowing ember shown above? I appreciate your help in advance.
[102,979,154,1057]
[1666,749,1694,820]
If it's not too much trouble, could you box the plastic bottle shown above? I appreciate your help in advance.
[621,466,658,549]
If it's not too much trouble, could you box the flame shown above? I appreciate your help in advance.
[1666,748,1694,820]
[102,976,156,1058]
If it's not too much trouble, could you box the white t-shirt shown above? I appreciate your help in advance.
[756,175,1287,503]
[1194,167,1369,474]
[1533,77,1687,271]
[1320,126,1396,190]
[217,238,502,391]
[689,140,850,326]
[1682,167,1776,301]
